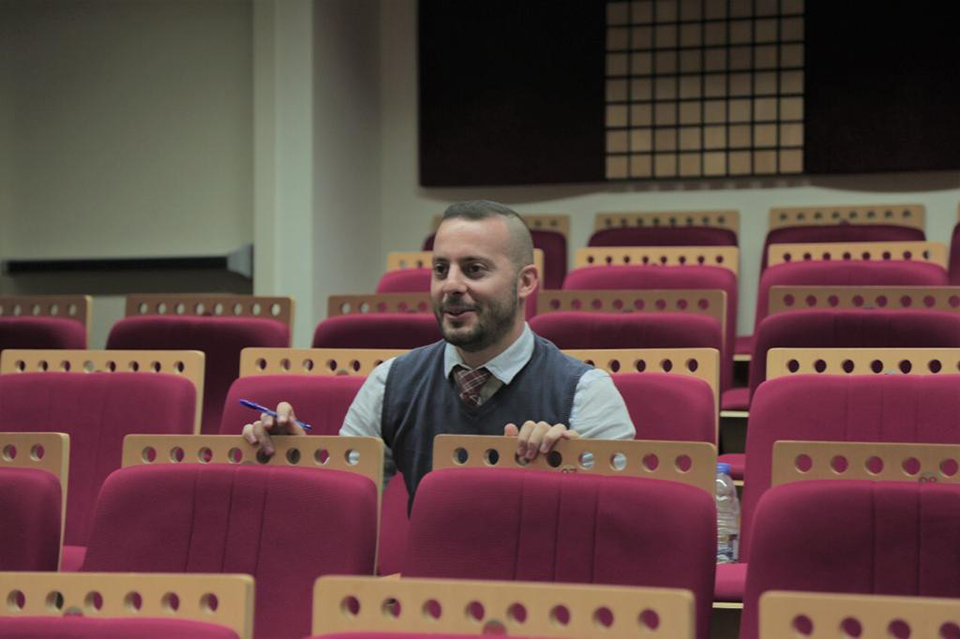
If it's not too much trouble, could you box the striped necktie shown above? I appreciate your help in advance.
[453,365,492,407]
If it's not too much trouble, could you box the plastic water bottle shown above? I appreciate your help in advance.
[716,462,740,563]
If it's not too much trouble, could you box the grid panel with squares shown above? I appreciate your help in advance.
[605,0,804,180]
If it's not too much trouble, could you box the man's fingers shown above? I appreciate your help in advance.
[241,422,258,445]
[275,402,305,435]
[540,424,571,453]
[561,428,580,441]
[516,420,537,458]
[503,423,519,437]
[523,422,552,460]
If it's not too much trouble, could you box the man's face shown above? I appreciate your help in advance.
[430,217,522,352]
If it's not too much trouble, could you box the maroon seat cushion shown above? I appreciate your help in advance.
[0,468,61,571]
[612,373,715,444]
[753,260,947,331]
[312,314,442,349]
[219,375,365,436]
[740,374,960,565]
[530,312,723,360]
[106,316,289,434]
[563,265,736,391]
[741,480,960,639]
[761,224,925,271]
[424,229,568,290]
[376,269,431,293]
[0,617,238,638]
[734,334,753,355]
[747,310,960,401]
[0,317,86,352]
[0,372,195,553]
[405,468,716,639]
[82,464,378,639]
[588,226,737,247]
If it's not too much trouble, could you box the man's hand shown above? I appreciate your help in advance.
[503,421,580,461]
[241,401,305,457]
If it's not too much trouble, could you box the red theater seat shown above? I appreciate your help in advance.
[740,480,960,639]
[82,463,378,639]
[107,316,289,434]
[404,468,716,639]
[0,468,61,571]
[589,225,737,247]
[312,314,441,349]
[761,224,925,271]
[376,269,431,293]
[563,265,736,393]
[612,373,716,444]
[0,372,195,571]
[0,317,86,352]
[0,618,239,639]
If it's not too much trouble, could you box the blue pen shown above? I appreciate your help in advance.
[239,399,312,430]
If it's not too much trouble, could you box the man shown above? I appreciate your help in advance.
[243,200,635,498]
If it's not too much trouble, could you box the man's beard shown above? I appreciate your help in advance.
[433,286,520,353]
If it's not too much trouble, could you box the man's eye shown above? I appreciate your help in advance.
[433,264,448,276]
[467,263,486,275]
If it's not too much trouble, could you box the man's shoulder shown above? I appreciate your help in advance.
[531,333,592,374]
[388,339,447,374]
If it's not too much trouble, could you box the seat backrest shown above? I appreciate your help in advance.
[0,295,90,352]
[747,310,960,399]
[762,224,926,270]
[590,210,739,247]
[108,301,290,434]
[0,572,252,639]
[82,444,380,639]
[950,221,960,285]
[0,364,196,549]
[754,259,948,330]
[611,373,715,444]
[404,467,715,639]
[313,314,442,349]
[740,374,960,564]
[741,480,960,639]
[563,264,736,389]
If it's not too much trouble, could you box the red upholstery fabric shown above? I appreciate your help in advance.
[82,464,378,639]
[734,334,752,355]
[716,453,744,480]
[753,260,947,331]
[719,387,749,412]
[0,317,86,352]
[588,226,737,247]
[404,468,716,639]
[741,480,960,639]
[424,229,568,290]
[219,375,364,436]
[312,314,442,349]
[0,372,195,553]
[59,546,85,572]
[747,310,960,401]
[376,269,431,293]
[313,635,548,639]
[950,222,960,285]
[761,224,925,270]
[0,468,61,571]
[714,561,748,602]
[0,617,238,638]
[740,374,960,564]
[612,373,715,444]
[218,374,409,578]
[530,312,723,370]
[563,265,736,391]
[106,316,289,434]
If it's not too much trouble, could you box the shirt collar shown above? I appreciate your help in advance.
[444,323,535,385]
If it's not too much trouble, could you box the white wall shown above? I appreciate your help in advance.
[0,0,253,260]
[378,0,960,336]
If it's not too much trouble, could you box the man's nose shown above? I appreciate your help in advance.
[441,266,468,293]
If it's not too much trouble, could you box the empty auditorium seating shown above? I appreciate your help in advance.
[761,204,926,270]
[759,589,960,639]
[0,349,201,570]
[82,434,382,639]
[0,572,253,639]
[404,435,717,639]
[314,293,441,349]
[719,351,960,605]
[0,295,90,352]
[424,214,570,290]
[106,295,292,434]
[588,210,739,248]
[564,247,738,397]
[311,575,696,638]
[220,347,409,577]
[0,432,67,571]
[741,441,960,638]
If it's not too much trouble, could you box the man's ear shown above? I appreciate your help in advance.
[516,264,539,301]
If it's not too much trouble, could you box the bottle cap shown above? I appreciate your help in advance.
[717,462,732,474]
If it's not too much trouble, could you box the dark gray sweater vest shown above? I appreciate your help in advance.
[382,334,591,504]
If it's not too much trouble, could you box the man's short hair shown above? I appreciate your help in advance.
[440,200,534,270]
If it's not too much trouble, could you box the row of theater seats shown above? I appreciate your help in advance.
[4,345,960,637]
[6,572,953,638]
[5,428,960,638]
